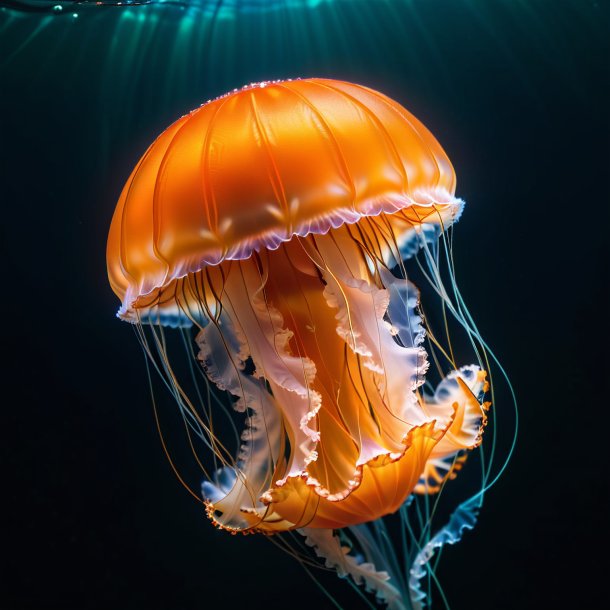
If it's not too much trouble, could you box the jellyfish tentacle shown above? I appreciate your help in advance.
[316,231,429,438]
[220,259,323,479]
[299,527,405,610]
[414,366,490,494]
[197,317,284,532]
[254,229,488,528]
[408,497,481,610]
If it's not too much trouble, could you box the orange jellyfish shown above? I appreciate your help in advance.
[107,78,492,607]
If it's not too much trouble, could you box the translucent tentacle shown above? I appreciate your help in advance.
[415,365,489,493]
[222,260,322,479]
[299,528,406,610]
[408,497,480,609]
[197,317,284,531]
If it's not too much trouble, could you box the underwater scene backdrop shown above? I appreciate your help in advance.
[1,1,607,609]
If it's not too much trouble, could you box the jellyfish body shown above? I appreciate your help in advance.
[108,78,490,605]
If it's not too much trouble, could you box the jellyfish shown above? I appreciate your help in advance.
[107,78,499,608]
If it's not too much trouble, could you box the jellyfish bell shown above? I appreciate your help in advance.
[108,78,492,604]
[108,79,461,322]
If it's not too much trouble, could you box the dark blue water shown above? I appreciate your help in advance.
[1,1,607,608]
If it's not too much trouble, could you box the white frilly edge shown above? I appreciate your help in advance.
[116,187,464,324]
[299,527,406,610]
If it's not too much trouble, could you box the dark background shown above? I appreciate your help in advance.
[1,1,608,608]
